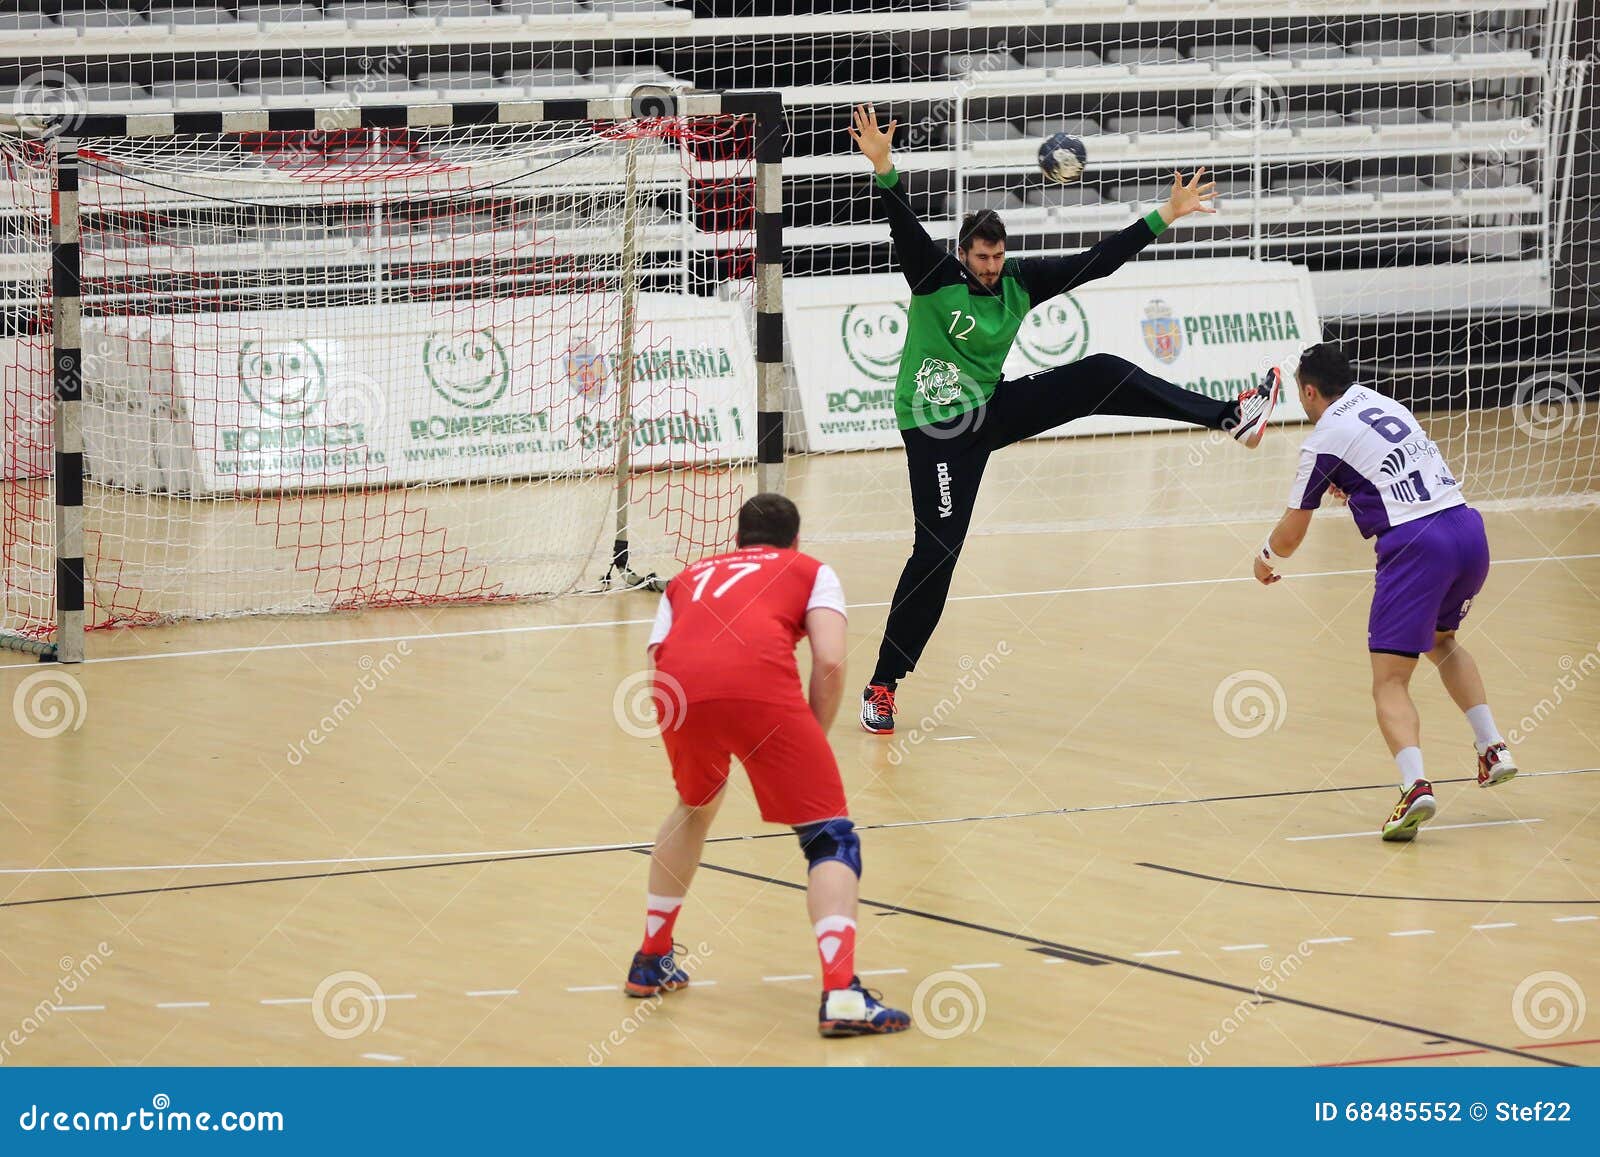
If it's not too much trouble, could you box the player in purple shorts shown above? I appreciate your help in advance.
[1250,343,1518,841]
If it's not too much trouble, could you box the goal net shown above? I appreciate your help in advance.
[2,95,777,656]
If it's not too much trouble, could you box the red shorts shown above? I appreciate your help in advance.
[660,698,848,826]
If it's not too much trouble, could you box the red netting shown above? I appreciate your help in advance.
[4,114,757,633]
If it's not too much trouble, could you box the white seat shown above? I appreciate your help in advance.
[325,73,420,96]
[964,120,1022,143]
[1432,34,1510,57]
[1352,174,1454,211]
[1430,103,1505,125]
[240,76,328,96]
[586,66,680,92]
[1110,185,1165,205]
[1027,186,1103,209]
[946,51,1023,79]
[147,5,234,24]
[501,68,607,97]
[237,5,325,23]
[1270,41,1344,63]
[1430,165,1508,191]
[414,0,499,15]
[150,80,245,102]
[1106,47,1182,67]
[961,189,1024,214]
[1103,114,1181,135]
[0,12,54,28]
[1351,106,1426,125]
[58,10,146,27]
[1287,110,1351,134]
[590,0,680,12]
[418,71,506,91]
[1021,49,1099,70]
[1187,43,1268,65]
[502,0,589,13]
[1348,40,1437,65]
[328,3,412,22]
[1023,116,1101,138]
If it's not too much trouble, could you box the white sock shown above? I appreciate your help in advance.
[1465,704,1502,754]
[1395,746,1427,789]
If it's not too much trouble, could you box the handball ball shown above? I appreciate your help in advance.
[1038,132,1087,184]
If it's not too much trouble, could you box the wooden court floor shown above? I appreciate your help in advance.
[2,445,1598,1067]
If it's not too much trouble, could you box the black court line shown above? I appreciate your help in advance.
[690,858,1573,1068]
[4,768,1594,911]
[1141,862,1600,905]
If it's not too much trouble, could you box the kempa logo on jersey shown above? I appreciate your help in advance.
[1016,296,1090,368]
[238,339,326,421]
[827,387,895,414]
[935,461,953,518]
[1183,310,1302,346]
[424,328,512,411]
[840,303,909,382]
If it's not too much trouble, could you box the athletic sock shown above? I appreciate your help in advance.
[867,677,897,693]
[1465,704,1503,754]
[641,894,684,956]
[814,915,858,992]
[1395,746,1427,790]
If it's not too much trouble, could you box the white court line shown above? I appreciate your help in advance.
[357,993,415,1002]
[1389,929,1435,937]
[858,968,908,977]
[48,550,1600,667]
[1554,915,1598,923]
[55,1005,104,1013]
[1287,818,1543,842]
[565,985,616,993]
[1303,937,1353,945]
[761,974,812,983]
[155,1001,210,1010]
[362,1054,405,1063]
[933,735,978,742]
[4,776,1588,878]
[465,989,519,998]
[259,997,313,1006]
[1134,950,1182,958]
[951,962,1001,970]
[1220,943,1267,952]
[1472,923,1517,930]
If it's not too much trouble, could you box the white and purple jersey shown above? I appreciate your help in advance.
[1289,385,1466,539]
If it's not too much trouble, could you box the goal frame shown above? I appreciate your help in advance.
[5,90,786,664]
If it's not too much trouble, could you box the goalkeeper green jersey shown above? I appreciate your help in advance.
[873,166,1170,430]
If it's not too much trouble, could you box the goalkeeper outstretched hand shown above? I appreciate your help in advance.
[1157,168,1219,225]
[848,104,898,176]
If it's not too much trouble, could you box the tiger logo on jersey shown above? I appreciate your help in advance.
[914,357,963,406]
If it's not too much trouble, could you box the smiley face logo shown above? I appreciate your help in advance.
[840,303,909,382]
[423,329,511,411]
[238,340,326,421]
[1016,296,1090,369]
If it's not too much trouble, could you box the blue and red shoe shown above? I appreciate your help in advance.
[818,977,911,1037]
[625,945,690,998]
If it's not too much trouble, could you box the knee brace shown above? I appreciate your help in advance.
[794,818,861,877]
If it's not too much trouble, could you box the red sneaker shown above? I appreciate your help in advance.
[1382,779,1437,842]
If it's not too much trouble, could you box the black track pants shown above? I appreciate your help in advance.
[871,353,1236,686]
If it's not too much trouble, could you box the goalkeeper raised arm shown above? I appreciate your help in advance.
[846,104,1282,736]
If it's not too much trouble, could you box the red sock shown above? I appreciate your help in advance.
[814,916,857,991]
[641,894,683,956]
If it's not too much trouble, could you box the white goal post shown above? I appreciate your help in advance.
[0,90,786,663]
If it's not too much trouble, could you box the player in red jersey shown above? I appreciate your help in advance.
[624,493,911,1037]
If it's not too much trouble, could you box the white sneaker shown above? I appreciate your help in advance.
[1231,366,1281,449]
